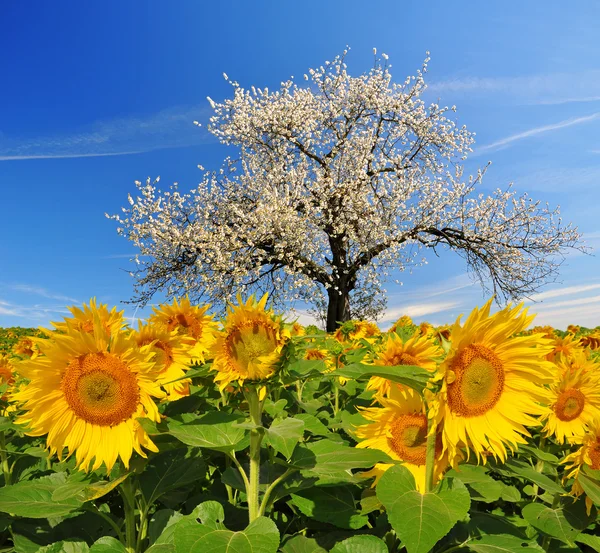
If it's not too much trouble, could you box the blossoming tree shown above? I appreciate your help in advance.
[111,50,581,331]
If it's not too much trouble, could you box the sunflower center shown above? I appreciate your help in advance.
[589,440,600,470]
[447,344,505,417]
[391,353,419,366]
[554,389,585,422]
[62,352,140,426]
[227,323,277,378]
[387,414,428,465]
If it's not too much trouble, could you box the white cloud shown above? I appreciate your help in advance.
[4,284,79,303]
[526,282,600,302]
[380,301,460,323]
[474,112,600,155]
[0,105,212,161]
[428,70,600,106]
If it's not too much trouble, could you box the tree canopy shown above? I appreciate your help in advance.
[110,50,582,331]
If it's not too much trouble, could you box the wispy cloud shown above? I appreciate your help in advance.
[474,112,600,155]
[381,301,460,323]
[526,282,600,302]
[428,70,600,106]
[3,284,79,303]
[0,105,212,161]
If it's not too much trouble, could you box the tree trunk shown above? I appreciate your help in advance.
[326,287,351,332]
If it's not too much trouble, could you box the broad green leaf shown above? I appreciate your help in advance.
[266,417,305,459]
[447,465,504,503]
[291,440,391,482]
[38,542,90,553]
[290,486,368,529]
[467,534,544,552]
[146,545,176,553]
[89,537,128,553]
[174,516,279,553]
[329,535,389,553]
[0,472,84,518]
[576,533,600,552]
[577,472,600,507]
[52,474,129,503]
[518,445,559,464]
[148,510,184,545]
[280,535,327,553]
[194,501,226,529]
[167,412,249,452]
[495,459,564,495]
[377,465,470,553]
[333,363,430,392]
[139,448,206,505]
[286,359,327,379]
[521,500,592,546]
[500,485,521,502]
[294,414,342,441]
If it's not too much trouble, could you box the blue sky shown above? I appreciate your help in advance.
[1,1,600,330]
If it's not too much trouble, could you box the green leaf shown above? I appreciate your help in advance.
[332,363,430,393]
[194,501,226,529]
[467,534,544,552]
[290,486,368,529]
[576,533,600,552]
[496,458,564,495]
[174,516,279,553]
[89,537,128,553]
[291,440,391,483]
[280,535,327,553]
[329,535,389,553]
[167,412,249,453]
[577,471,600,507]
[0,472,84,518]
[447,465,504,503]
[286,359,327,379]
[293,414,342,441]
[377,465,470,553]
[38,542,90,553]
[521,500,592,546]
[265,417,305,459]
[52,473,129,503]
[139,448,206,505]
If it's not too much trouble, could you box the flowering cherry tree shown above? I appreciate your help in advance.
[111,50,582,331]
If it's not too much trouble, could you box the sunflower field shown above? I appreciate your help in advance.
[1,297,600,553]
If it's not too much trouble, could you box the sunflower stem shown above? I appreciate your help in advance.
[119,477,137,553]
[424,417,437,493]
[0,432,11,486]
[245,386,265,523]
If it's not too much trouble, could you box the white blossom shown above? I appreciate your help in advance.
[109,51,583,330]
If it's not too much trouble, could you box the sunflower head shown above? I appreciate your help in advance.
[0,355,15,406]
[542,366,600,444]
[289,322,306,337]
[563,419,600,514]
[334,320,380,344]
[13,336,40,359]
[546,333,586,363]
[434,299,554,463]
[366,332,441,398]
[355,387,449,493]
[51,298,126,338]
[150,298,218,363]
[13,303,164,473]
[210,294,290,390]
[131,321,195,401]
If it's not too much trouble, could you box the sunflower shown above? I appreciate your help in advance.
[13,307,164,473]
[433,299,554,463]
[210,294,290,390]
[0,355,16,413]
[546,333,586,363]
[366,332,442,398]
[305,347,335,371]
[131,322,195,401]
[13,336,40,359]
[563,419,600,514]
[51,298,126,337]
[355,387,450,493]
[149,297,217,363]
[541,367,600,444]
[289,322,306,337]
[388,315,414,335]
[333,320,380,344]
